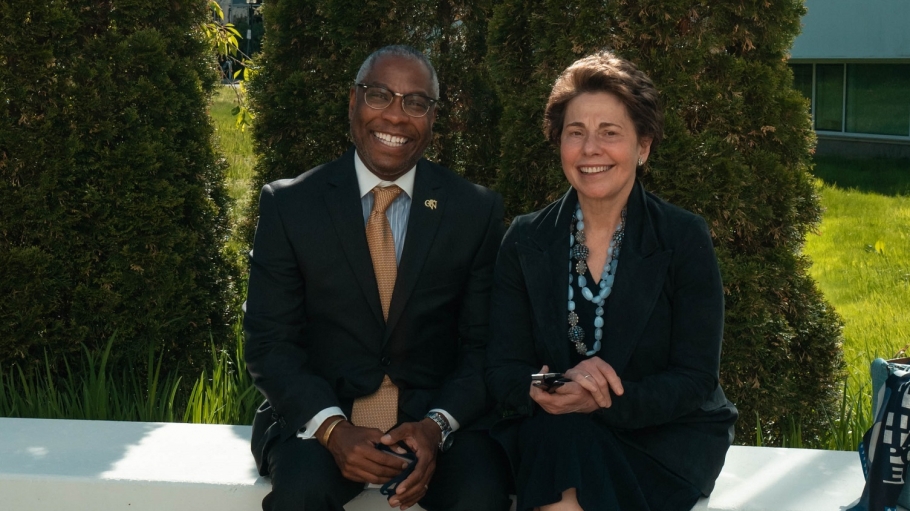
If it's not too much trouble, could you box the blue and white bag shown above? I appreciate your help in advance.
[851,358,910,511]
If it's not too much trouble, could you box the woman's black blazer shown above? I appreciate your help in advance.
[486,181,738,495]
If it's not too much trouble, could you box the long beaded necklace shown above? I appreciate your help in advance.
[568,204,626,356]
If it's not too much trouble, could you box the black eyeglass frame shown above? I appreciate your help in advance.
[354,83,438,118]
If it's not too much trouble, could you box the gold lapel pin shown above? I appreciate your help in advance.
[424,199,438,210]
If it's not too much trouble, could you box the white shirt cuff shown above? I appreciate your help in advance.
[429,408,460,431]
[297,406,346,439]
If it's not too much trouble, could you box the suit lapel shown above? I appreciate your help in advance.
[324,150,385,327]
[601,183,671,375]
[384,160,446,340]
[518,189,576,372]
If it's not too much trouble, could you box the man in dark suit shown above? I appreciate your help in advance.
[244,45,511,511]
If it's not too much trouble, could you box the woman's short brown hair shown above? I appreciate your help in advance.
[544,51,663,153]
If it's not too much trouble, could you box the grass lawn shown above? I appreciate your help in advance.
[210,86,256,264]
[803,155,910,448]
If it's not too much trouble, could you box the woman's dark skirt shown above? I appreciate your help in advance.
[514,413,701,511]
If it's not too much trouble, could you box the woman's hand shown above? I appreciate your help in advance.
[564,357,624,408]
[530,377,598,414]
[529,360,624,415]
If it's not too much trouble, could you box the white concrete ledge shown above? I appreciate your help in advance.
[0,417,268,511]
[0,417,892,511]
[692,445,883,511]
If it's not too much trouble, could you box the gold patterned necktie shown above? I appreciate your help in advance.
[351,184,402,432]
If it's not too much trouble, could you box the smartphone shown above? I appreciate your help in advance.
[531,372,572,392]
[377,441,418,499]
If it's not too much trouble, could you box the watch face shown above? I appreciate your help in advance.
[440,432,454,452]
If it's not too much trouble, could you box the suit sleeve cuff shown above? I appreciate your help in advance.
[297,407,346,439]
[429,408,460,432]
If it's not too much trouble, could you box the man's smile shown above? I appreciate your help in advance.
[372,131,409,147]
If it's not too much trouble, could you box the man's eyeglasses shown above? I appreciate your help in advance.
[355,83,437,118]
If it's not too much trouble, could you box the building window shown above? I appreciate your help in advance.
[790,63,910,138]
[815,64,844,132]
[791,64,813,113]
[846,64,910,137]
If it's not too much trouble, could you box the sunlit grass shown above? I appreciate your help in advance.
[211,86,257,266]
[802,156,910,449]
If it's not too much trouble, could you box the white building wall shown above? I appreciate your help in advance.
[791,0,910,60]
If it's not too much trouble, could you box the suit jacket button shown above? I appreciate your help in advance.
[381,356,391,366]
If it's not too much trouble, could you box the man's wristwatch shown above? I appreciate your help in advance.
[426,411,454,452]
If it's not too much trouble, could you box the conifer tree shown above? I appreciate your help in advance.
[488,0,843,445]
[0,0,236,373]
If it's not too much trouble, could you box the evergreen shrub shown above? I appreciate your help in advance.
[0,0,237,374]
[487,0,844,445]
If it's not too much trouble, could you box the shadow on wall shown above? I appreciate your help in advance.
[816,136,910,161]
[0,417,265,484]
[812,154,910,197]
[0,417,165,479]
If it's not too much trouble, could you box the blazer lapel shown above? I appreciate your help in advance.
[384,160,446,340]
[518,188,577,372]
[324,150,385,327]
[601,182,671,375]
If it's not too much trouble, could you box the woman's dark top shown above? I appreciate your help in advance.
[485,181,738,497]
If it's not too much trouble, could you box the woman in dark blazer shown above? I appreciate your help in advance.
[486,51,738,511]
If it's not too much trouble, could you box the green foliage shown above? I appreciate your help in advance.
[202,1,243,59]
[804,160,910,448]
[202,0,256,131]
[231,11,265,58]
[182,321,260,425]
[487,0,844,445]
[211,88,257,271]
[245,0,501,242]
[0,335,181,421]
[0,0,238,374]
[0,320,258,425]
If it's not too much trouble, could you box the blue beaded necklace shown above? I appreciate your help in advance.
[568,204,626,356]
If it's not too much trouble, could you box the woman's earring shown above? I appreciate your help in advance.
[637,158,644,167]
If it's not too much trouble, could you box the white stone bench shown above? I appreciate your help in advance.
[0,417,893,511]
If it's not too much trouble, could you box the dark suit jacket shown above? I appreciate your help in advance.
[244,148,505,453]
[486,182,737,495]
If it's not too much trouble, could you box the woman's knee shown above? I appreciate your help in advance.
[539,488,583,511]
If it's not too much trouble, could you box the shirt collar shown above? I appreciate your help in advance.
[354,150,416,199]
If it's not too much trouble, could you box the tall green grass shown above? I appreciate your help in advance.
[798,156,910,450]
[0,319,258,424]
[183,319,261,425]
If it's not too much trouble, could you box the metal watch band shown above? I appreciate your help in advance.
[426,411,450,433]
[426,412,453,451]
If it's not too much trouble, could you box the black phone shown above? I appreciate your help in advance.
[531,372,572,392]
[377,441,418,499]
